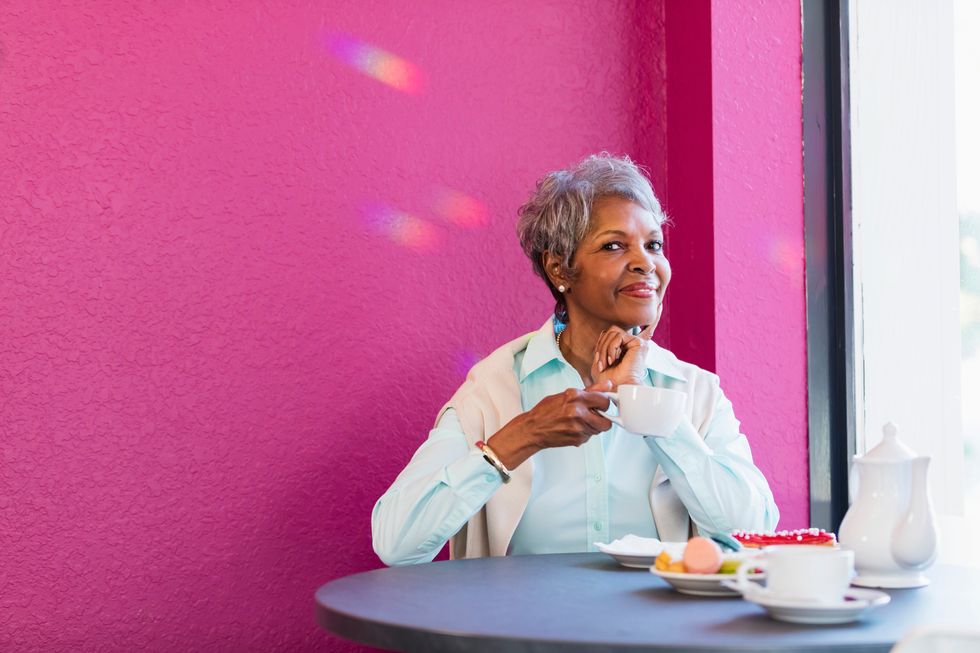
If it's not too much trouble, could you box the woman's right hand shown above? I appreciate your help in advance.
[487,382,613,469]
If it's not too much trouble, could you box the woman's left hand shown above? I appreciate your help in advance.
[591,324,655,389]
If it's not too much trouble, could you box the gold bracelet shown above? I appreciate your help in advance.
[475,440,512,483]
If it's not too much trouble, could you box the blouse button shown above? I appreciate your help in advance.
[593,521,603,532]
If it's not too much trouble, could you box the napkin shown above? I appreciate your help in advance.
[596,534,687,558]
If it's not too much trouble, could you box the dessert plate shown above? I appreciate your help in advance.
[596,536,684,569]
[651,568,765,597]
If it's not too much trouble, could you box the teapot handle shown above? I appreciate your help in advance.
[890,456,938,570]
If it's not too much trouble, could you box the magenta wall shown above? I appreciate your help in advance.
[708,0,809,531]
[662,0,807,532]
[1,2,806,651]
[0,2,671,651]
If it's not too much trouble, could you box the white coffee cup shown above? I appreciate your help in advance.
[734,545,855,604]
[599,385,686,437]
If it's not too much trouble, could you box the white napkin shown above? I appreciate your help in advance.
[595,534,687,558]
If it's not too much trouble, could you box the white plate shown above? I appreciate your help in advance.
[598,550,658,569]
[596,537,685,569]
[736,586,891,624]
[650,568,766,597]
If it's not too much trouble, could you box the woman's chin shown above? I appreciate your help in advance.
[612,310,658,329]
[635,302,661,326]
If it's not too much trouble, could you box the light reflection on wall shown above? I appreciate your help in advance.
[322,31,424,94]
[365,203,440,250]
[364,191,489,252]
[769,237,803,274]
[454,349,483,378]
[434,188,489,227]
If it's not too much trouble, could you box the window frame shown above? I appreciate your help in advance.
[802,0,857,532]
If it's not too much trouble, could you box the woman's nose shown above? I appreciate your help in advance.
[629,253,657,274]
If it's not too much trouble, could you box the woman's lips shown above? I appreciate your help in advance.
[619,283,659,298]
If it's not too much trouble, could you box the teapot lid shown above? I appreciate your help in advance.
[861,422,917,462]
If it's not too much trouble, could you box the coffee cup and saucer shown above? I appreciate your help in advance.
[722,545,890,624]
[599,385,686,437]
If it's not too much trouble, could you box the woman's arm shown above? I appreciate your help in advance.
[371,408,505,566]
[643,375,780,535]
[372,387,615,565]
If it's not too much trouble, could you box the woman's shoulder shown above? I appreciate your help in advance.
[645,343,723,391]
[463,327,540,385]
[439,325,543,432]
[449,320,552,400]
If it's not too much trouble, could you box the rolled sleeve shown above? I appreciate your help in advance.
[371,409,503,566]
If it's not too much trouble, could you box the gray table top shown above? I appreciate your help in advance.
[316,553,980,653]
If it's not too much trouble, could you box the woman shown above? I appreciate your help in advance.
[372,154,779,566]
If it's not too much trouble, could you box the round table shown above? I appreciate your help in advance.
[316,553,980,652]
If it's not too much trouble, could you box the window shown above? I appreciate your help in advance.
[953,0,980,567]
[848,0,977,567]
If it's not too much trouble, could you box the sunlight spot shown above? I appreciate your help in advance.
[770,238,804,273]
[322,31,424,94]
[454,349,482,378]
[434,188,489,227]
[365,203,440,250]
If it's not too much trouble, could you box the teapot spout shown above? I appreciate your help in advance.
[890,456,939,570]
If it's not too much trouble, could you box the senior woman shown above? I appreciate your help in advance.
[372,154,779,566]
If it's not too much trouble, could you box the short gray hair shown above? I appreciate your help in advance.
[516,153,666,322]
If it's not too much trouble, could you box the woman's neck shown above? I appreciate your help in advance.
[558,318,610,385]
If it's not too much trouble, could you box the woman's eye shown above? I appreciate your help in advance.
[602,242,624,251]
[647,240,664,252]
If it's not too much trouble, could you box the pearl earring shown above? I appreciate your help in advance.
[558,285,566,293]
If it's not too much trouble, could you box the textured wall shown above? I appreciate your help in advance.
[1,1,807,651]
[0,1,668,651]
[709,0,808,528]
[661,0,807,530]
[662,0,716,373]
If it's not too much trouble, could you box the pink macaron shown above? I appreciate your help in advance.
[683,536,723,574]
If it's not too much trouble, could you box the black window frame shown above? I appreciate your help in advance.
[802,0,857,532]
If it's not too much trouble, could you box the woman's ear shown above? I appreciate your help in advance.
[541,251,566,290]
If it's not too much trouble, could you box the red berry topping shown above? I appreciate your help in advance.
[730,528,837,548]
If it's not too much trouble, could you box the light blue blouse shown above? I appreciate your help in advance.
[372,319,779,566]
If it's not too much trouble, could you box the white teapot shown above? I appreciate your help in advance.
[838,422,938,588]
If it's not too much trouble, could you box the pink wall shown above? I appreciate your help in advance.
[708,0,809,531]
[0,2,668,651]
[1,2,805,651]
[663,0,716,373]
[663,0,808,530]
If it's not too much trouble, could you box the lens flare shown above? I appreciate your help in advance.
[322,31,424,94]
[454,349,483,378]
[434,189,489,227]
[365,203,439,250]
[770,238,804,273]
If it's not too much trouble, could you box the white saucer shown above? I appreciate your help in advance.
[651,568,766,597]
[735,586,891,624]
[596,537,685,569]
[852,571,930,588]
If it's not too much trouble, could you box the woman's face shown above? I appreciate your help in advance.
[562,197,670,330]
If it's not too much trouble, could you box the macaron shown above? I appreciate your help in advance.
[683,536,723,574]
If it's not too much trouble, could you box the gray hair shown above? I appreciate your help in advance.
[516,153,666,322]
